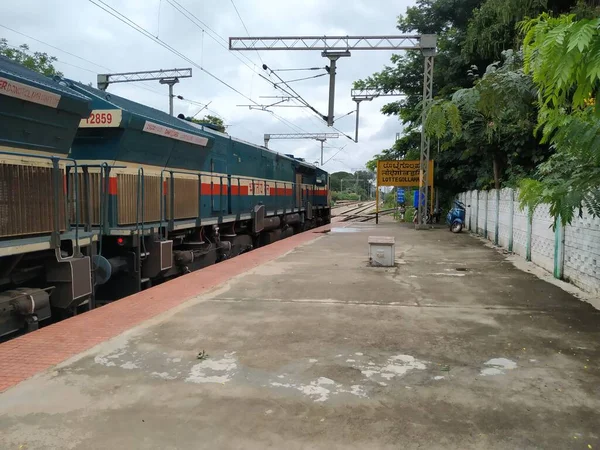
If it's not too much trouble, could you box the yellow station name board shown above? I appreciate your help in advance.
[376,160,434,187]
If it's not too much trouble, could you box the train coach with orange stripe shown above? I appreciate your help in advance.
[0,56,96,337]
[0,56,330,337]
[66,81,330,301]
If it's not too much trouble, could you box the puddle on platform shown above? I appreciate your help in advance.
[329,227,363,233]
[314,225,377,234]
[480,358,517,376]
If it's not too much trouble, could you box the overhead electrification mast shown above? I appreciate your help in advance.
[263,133,339,166]
[97,68,193,116]
[350,88,404,143]
[230,34,437,226]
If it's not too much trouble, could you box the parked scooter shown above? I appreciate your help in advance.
[446,200,467,233]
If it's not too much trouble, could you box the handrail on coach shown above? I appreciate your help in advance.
[159,168,206,240]
[135,166,146,241]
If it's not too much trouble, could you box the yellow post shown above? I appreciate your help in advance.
[430,185,434,215]
[376,184,379,224]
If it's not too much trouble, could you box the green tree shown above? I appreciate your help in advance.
[462,0,580,62]
[426,50,544,189]
[188,114,226,132]
[329,170,374,199]
[356,0,594,197]
[0,39,62,77]
[355,0,496,194]
[353,170,375,199]
[329,171,354,191]
[355,170,375,183]
[366,132,422,172]
[519,12,600,224]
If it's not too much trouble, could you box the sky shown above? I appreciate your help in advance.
[1,0,416,174]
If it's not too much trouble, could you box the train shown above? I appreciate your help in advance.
[0,55,330,338]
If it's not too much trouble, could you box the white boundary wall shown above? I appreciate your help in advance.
[458,188,600,295]
[564,212,600,294]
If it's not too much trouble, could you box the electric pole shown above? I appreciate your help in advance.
[323,50,351,126]
[316,137,327,166]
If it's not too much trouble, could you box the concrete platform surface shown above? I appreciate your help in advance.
[1,223,600,449]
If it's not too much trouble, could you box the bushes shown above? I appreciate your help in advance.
[331,191,360,202]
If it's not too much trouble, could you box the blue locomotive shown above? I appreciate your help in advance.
[0,56,330,336]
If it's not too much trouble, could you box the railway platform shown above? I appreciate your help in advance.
[1,221,600,449]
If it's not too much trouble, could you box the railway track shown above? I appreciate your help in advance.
[331,201,361,214]
[342,208,396,222]
[332,201,372,217]
[332,201,394,222]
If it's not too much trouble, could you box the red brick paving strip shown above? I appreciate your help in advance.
[0,223,340,393]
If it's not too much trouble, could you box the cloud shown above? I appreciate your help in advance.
[1,0,416,173]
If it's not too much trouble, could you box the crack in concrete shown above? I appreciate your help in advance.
[207,297,581,312]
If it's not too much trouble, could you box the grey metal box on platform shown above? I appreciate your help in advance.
[368,236,395,267]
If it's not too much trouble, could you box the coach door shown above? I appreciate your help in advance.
[295,173,302,208]
[211,157,227,214]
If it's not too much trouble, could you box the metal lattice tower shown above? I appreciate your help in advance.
[417,51,435,228]
[229,35,425,51]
